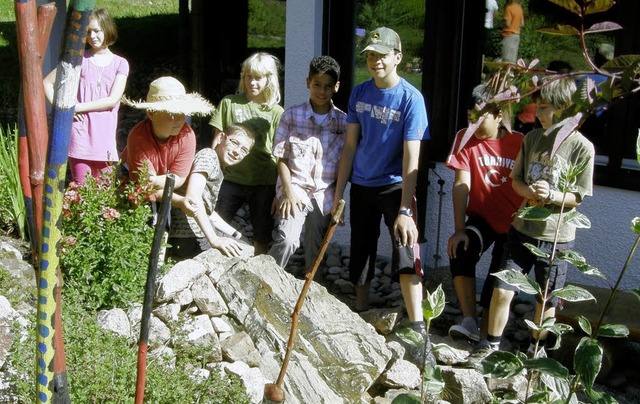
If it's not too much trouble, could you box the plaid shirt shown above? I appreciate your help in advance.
[272,99,347,215]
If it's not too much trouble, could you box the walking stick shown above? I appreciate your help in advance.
[264,199,345,403]
[135,174,175,404]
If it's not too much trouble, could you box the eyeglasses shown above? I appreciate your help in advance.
[226,137,250,157]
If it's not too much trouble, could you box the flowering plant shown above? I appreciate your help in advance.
[61,163,160,310]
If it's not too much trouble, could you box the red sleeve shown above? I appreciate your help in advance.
[124,120,156,182]
[168,124,196,178]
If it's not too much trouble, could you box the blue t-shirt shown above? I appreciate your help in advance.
[347,78,429,187]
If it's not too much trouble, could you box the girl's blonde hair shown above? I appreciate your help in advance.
[237,52,282,109]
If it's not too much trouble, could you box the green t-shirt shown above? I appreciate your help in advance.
[511,128,595,242]
[209,93,284,185]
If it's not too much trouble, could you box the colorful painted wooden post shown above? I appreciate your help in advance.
[35,1,94,402]
[15,0,56,251]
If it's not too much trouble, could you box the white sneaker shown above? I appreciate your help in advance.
[448,316,480,342]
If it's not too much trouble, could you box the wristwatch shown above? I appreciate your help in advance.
[398,208,413,217]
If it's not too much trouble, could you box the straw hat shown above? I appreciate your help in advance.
[122,76,214,116]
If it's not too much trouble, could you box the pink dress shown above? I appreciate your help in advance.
[68,50,129,162]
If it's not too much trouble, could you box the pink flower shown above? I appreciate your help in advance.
[102,207,121,221]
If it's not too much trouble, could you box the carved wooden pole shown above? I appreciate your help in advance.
[34,1,94,402]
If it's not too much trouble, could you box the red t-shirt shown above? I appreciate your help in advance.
[120,119,196,181]
[446,129,525,233]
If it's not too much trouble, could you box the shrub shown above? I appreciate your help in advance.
[0,125,26,239]
[60,164,160,311]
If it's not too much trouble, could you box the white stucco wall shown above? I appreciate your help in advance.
[283,0,324,109]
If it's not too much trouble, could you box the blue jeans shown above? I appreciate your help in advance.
[268,198,330,270]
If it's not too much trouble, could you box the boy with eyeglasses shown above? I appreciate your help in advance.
[168,123,256,259]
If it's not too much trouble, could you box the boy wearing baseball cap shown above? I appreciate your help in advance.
[332,27,431,366]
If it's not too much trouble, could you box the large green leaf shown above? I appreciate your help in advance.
[422,283,446,321]
[517,205,552,221]
[523,242,550,259]
[396,326,422,347]
[546,0,580,15]
[582,388,618,403]
[632,217,640,235]
[562,210,591,228]
[602,55,640,72]
[493,269,541,295]
[574,337,603,391]
[391,393,421,404]
[540,373,576,403]
[596,323,629,338]
[422,365,445,397]
[577,315,593,335]
[551,284,596,302]
[538,24,580,36]
[482,350,523,378]
[585,0,616,15]
[523,357,569,378]
[556,250,605,279]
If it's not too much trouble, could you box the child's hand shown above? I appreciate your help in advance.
[211,237,245,257]
[529,180,551,203]
[447,230,469,258]
[278,196,303,219]
[394,215,418,248]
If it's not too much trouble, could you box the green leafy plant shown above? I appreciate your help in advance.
[4,294,251,403]
[60,164,161,311]
[0,125,26,239]
[393,284,447,403]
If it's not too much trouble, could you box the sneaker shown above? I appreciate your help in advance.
[449,316,480,342]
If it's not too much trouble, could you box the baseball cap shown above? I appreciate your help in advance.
[361,27,402,54]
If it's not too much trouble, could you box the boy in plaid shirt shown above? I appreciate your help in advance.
[268,56,347,270]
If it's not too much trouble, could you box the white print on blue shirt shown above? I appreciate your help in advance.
[355,101,402,125]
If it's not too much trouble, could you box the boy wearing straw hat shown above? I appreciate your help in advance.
[120,76,214,198]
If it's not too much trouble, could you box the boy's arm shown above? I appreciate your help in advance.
[275,158,302,219]
[447,169,471,258]
[332,122,359,217]
[394,139,421,247]
[177,171,243,256]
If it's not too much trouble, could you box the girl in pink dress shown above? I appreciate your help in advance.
[44,8,129,183]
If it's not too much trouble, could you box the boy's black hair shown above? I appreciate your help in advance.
[546,60,573,74]
[309,56,340,82]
